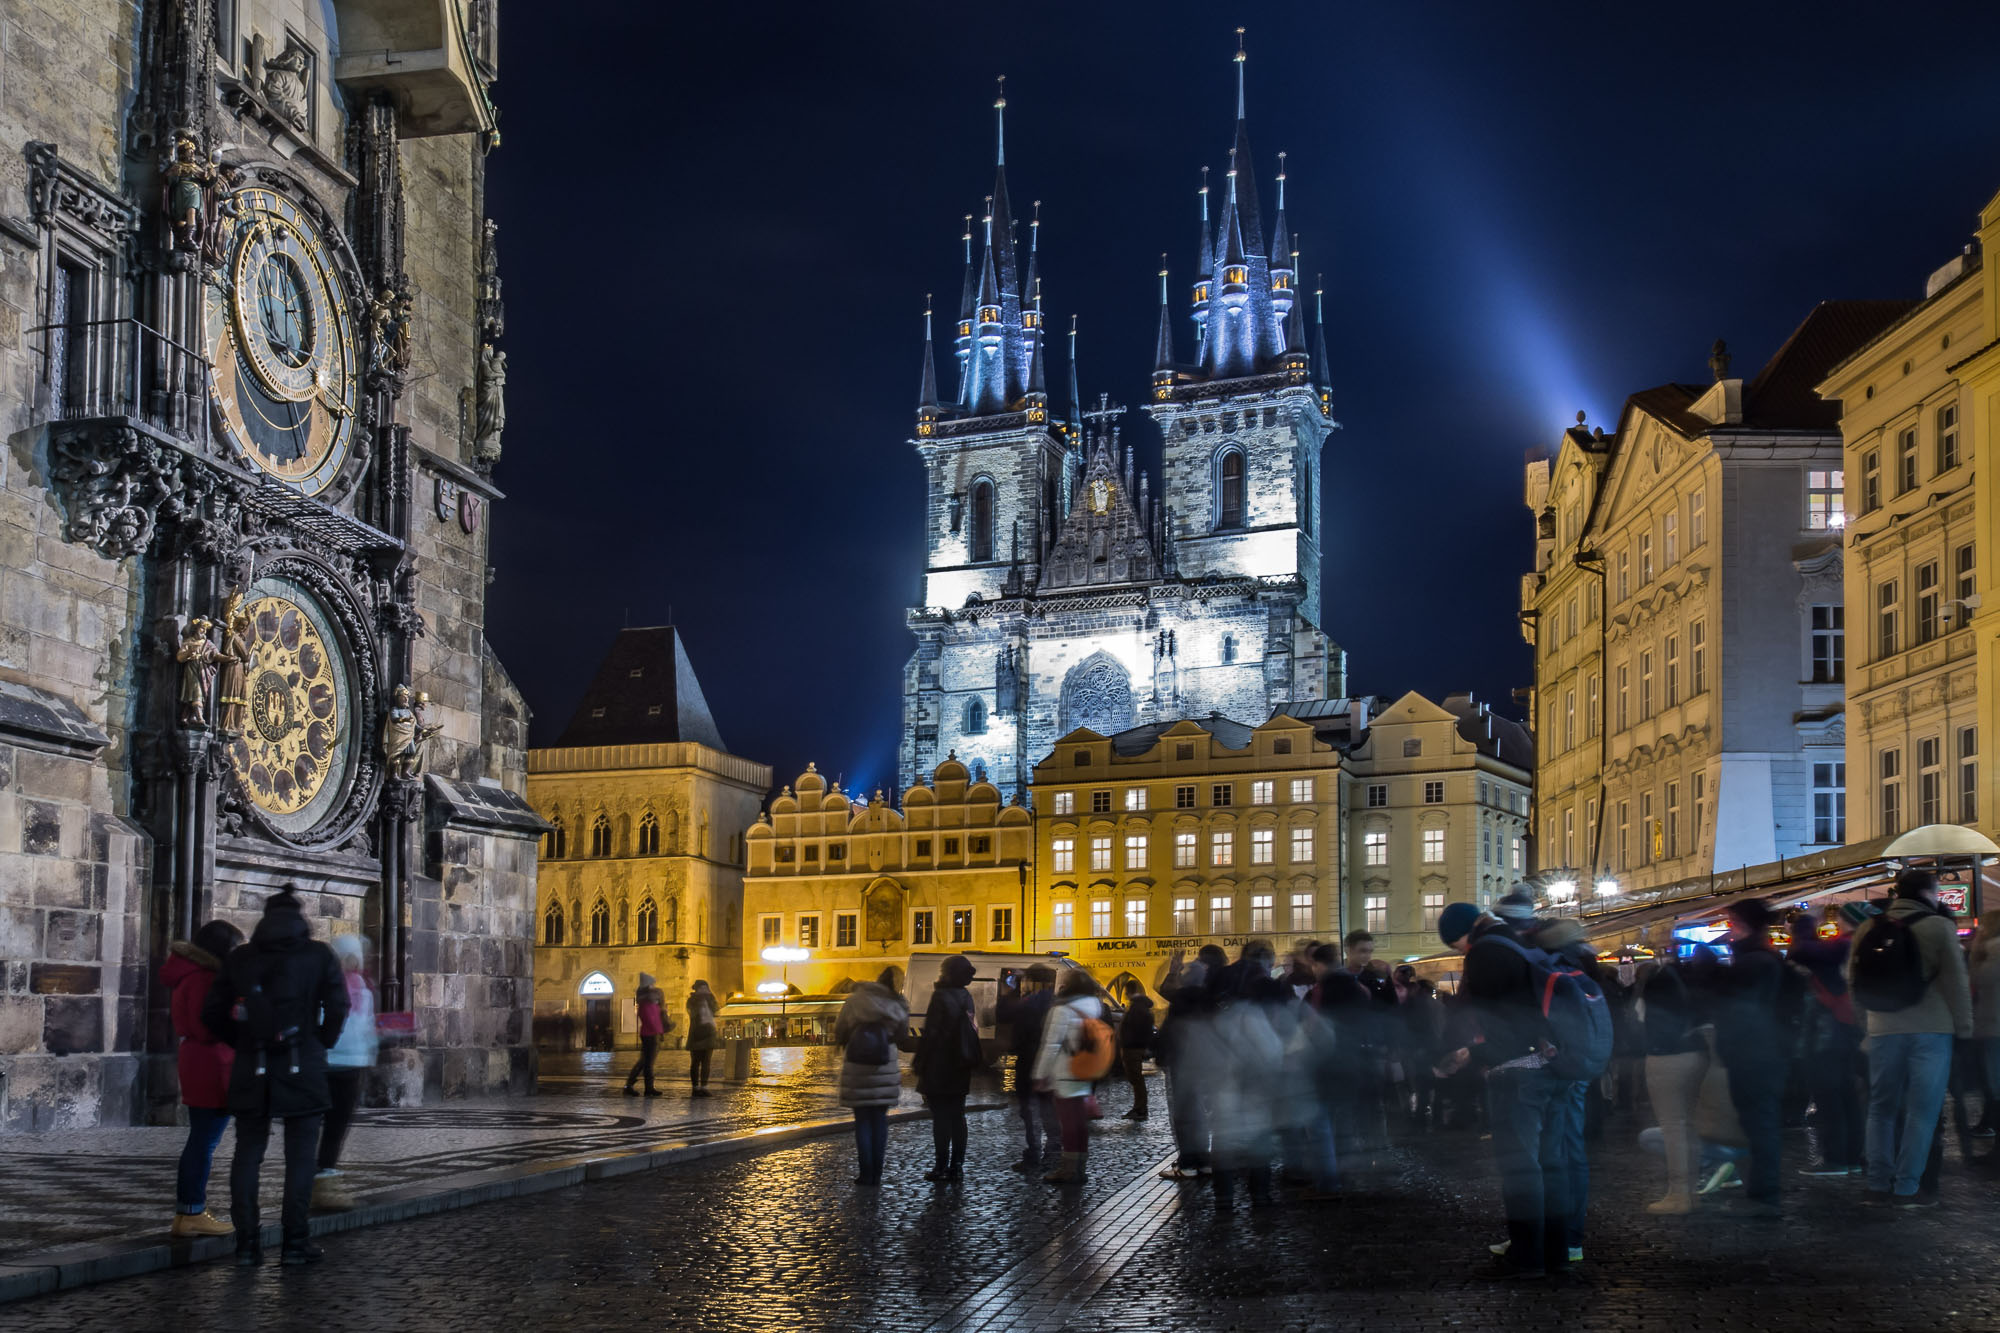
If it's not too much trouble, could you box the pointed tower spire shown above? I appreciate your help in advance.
[954,213,975,406]
[1067,314,1082,433]
[1311,274,1333,416]
[1270,151,1297,340]
[918,295,939,411]
[1152,255,1177,400]
[1205,29,1278,378]
[988,76,1025,406]
[1191,167,1213,363]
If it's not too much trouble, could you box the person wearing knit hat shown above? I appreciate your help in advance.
[1433,901,1573,1280]
[914,954,983,1182]
[1493,887,1540,927]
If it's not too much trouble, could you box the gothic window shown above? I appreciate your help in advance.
[589,900,611,946]
[1214,447,1246,531]
[544,816,566,860]
[543,901,565,946]
[972,760,989,784]
[963,696,988,734]
[638,812,660,855]
[590,814,612,857]
[1300,458,1314,536]
[1059,651,1136,738]
[969,477,996,562]
[635,897,659,945]
[1221,634,1237,664]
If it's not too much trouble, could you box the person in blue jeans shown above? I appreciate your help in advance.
[1849,869,1973,1206]
[161,919,244,1237]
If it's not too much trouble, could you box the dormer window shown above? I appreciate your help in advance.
[1225,266,1247,285]
[1194,284,1210,302]
[979,305,1001,324]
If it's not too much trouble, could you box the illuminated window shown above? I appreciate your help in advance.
[1364,895,1387,934]
[799,914,821,948]
[1290,778,1313,803]
[1125,787,1148,811]
[1210,895,1234,934]
[1289,892,1314,932]
[1125,834,1148,869]
[1051,837,1074,874]
[1251,780,1274,805]
[912,910,935,946]
[1364,831,1387,866]
[1125,898,1147,937]
[1052,791,1074,815]
[1422,829,1445,864]
[1051,902,1074,939]
[836,913,857,948]
[1090,836,1113,872]
[1174,831,1197,868]
[1211,830,1234,866]
[1251,828,1274,864]
[1173,897,1196,934]
[1423,892,1445,932]
[1249,894,1273,933]
[1291,826,1314,863]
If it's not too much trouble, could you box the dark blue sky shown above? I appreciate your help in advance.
[485,1,2000,796]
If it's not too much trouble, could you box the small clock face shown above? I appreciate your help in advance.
[227,580,352,831]
[205,187,357,495]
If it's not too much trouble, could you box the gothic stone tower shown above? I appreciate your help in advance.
[901,41,1344,794]
[0,0,540,1129]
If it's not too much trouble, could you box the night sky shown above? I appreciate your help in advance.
[484,2,2000,797]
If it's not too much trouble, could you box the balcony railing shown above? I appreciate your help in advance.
[33,316,213,446]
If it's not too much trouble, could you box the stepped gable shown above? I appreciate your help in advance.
[1036,415,1160,593]
[553,626,726,750]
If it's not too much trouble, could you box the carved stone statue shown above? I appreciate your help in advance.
[365,278,414,380]
[474,344,506,463]
[162,134,213,252]
[476,219,504,342]
[214,590,252,734]
[380,684,443,778]
[250,34,311,131]
[176,617,218,728]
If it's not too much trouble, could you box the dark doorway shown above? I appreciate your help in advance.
[584,998,614,1050]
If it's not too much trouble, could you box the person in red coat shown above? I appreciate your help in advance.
[162,919,243,1237]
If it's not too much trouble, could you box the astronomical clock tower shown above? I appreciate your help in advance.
[0,0,541,1130]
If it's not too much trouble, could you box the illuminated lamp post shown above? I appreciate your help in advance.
[1547,877,1578,917]
[1594,876,1620,912]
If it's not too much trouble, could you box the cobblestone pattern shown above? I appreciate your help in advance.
[12,1080,2000,1332]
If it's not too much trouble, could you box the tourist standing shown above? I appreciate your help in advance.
[1850,868,1973,1206]
[1118,990,1155,1120]
[1790,909,1865,1175]
[997,963,1060,1170]
[1711,898,1785,1217]
[312,934,378,1211]
[1035,970,1109,1184]
[914,954,983,1182]
[202,889,348,1266]
[624,973,671,1096]
[1433,903,1570,1281]
[686,980,722,1097]
[1637,960,1710,1212]
[836,968,909,1187]
[162,919,243,1237]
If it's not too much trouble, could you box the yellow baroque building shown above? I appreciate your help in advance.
[527,629,771,1049]
[1818,184,1999,842]
[741,756,1034,996]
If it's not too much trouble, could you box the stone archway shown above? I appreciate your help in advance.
[1060,650,1135,737]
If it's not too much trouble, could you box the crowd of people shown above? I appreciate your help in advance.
[835,865,1998,1283]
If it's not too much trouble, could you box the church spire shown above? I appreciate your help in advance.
[1311,274,1333,416]
[1152,256,1176,400]
[1191,167,1213,364]
[954,213,975,406]
[918,295,939,410]
[1067,314,1082,433]
[1201,28,1281,380]
[1269,152,1297,338]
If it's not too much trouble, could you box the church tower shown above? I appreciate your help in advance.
[902,37,1344,795]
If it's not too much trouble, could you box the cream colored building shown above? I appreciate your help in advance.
[1342,692,1532,960]
[1524,304,1911,896]
[742,756,1034,997]
[528,628,770,1050]
[1818,188,1999,841]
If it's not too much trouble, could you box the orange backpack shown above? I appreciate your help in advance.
[1066,1014,1116,1080]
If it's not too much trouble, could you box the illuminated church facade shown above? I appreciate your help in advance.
[901,40,1345,793]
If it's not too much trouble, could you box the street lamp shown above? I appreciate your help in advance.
[1595,876,1619,904]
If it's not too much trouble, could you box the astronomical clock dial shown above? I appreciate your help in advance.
[204,187,357,495]
[227,582,352,832]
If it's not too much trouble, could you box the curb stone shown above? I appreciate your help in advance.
[0,1101,1004,1306]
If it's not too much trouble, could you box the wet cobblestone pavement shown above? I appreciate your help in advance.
[13,1079,2000,1332]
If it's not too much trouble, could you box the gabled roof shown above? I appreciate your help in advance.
[1741,300,1918,430]
[552,626,726,750]
[1107,713,1256,756]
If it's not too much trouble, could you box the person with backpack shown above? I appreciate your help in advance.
[161,919,243,1237]
[835,967,910,1188]
[623,974,672,1096]
[913,954,984,1182]
[201,888,348,1266]
[1848,867,1973,1206]
[1433,902,1582,1281]
[1789,908,1865,1176]
[996,963,1062,1171]
[685,980,722,1097]
[1529,915,1602,1259]
[1034,970,1111,1184]
[1708,898,1786,1217]
[312,934,378,1212]
[1118,990,1155,1120]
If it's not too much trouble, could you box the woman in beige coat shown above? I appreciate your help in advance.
[835,968,909,1187]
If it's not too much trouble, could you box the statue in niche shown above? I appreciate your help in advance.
[248,34,311,130]
[474,344,506,463]
[381,684,444,778]
[365,278,415,380]
[477,219,505,341]
[176,617,218,728]
[162,135,214,252]
[214,590,252,734]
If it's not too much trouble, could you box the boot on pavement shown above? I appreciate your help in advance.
[170,1210,233,1238]
[311,1173,356,1211]
[1042,1152,1085,1184]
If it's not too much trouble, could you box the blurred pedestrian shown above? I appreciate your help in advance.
[162,919,243,1237]
[997,963,1061,1170]
[624,973,671,1096]
[1637,959,1709,1212]
[1035,970,1111,1184]
[312,934,377,1211]
[1157,946,1227,1179]
[1712,898,1785,1217]
[686,980,722,1097]
[836,967,910,1188]
[1970,913,2000,1138]
[1850,868,1973,1206]
[203,888,348,1266]
[914,954,983,1182]
[1118,989,1154,1120]
[1790,908,1865,1175]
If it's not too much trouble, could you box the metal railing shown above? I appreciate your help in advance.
[30,316,213,445]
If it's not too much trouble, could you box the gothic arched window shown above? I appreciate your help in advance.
[635,897,659,945]
[969,477,996,562]
[638,812,660,855]
[544,816,566,861]
[1059,651,1137,738]
[543,901,566,946]
[1222,633,1238,664]
[591,814,612,858]
[1214,447,1246,531]
[1300,458,1314,535]
[589,899,611,946]
[963,696,987,735]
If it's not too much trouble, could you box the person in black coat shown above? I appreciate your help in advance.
[203,888,348,1265]
[1118,992,1155,1120]
[1713,897,1785,1216]
[997,963,1059,1169]
[914,953,983,1182]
